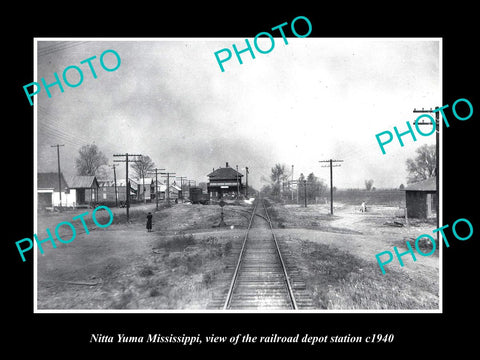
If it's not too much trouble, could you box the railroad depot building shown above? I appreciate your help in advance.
[404,176,437,219]
[207,162,244,199]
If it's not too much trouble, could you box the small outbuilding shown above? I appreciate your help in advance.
[404,177,437,219]
[66,175,100,206]
[37,172,73,209]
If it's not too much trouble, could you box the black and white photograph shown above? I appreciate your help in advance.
[33,38,441,312]
[6,7,478,354]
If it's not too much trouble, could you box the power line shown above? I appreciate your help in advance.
[176,176,187,200]
[38,105,120,151]
[413,106,440,235]
[319,159,344,215]
[110,164,118,207]
[113,153,142,221]
[160,172,176,204]
[38,107,98,147]
[147,168,166,210]
[39,122,93,149]
[38,41,90,57]
[51,144,65,208]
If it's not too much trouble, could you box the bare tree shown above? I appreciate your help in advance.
[75,144,108,176]
[131,155,155,203]
[406,144,436,183]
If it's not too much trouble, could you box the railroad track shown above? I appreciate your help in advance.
[217,198,313,310]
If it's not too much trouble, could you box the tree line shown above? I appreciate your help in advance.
[75,144,156,180]
[260,163,328,204]
[261,144,436,201]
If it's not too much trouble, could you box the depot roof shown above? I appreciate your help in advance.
[207,163,243,180]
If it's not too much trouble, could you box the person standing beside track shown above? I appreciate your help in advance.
[146,212,153,232]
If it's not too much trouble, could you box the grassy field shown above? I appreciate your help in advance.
[36,199,439,310]
[36,203,249,310]
[331,188,405,207]
[268,200,439,310]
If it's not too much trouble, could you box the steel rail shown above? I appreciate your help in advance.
[223,199,259,310]
[262,200,298,310]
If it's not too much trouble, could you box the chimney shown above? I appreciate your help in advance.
[226,162,229,167]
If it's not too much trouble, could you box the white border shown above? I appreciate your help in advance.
[33,37,443,314]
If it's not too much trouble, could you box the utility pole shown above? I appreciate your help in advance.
[303,179,307,207]
[236,165,240,198]
[188,180,196,199]
[413,107,440,234]
[291,165,294,201]
[148,168,165,210]
[177,176,187,200]
[51,144,64,208]
[161,172,176,205]
[113,153,142,221]
[245,167,249,197]
[320,159,343,215]
[110,164,118,207]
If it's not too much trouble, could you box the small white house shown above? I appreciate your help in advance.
[37,172,76,208]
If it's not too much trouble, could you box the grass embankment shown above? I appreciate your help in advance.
[266,200,439,310]
[106,233,236,309]
[37,203,249,310]
[285,238,438,309]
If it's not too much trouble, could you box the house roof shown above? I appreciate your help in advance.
[38,172,68,192]
[132,177,154,185]
[405,177,436,191]
[170,184,181,191]
[207,166,243,180]
[154,184,181,192]
[98,179,140,187]
[66,175,99,189]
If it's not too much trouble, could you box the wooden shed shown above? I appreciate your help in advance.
[404,177,437,219]
[66,175,99,206]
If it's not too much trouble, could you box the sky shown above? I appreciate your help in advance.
[35,38,440,190]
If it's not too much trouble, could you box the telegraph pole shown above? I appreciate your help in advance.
[113,153,142,221]
[161,171,176,205]
[176,176,187,200]
[413,107,440,233]
[148,168,165,210]
[303,179,307,207]
[320,159,343,215]
[188,180,196,199]
[51,144,64,208]
[110,164,118,207]
[236,165,240,198]
[245,167,249,197]
[291,165,294,201]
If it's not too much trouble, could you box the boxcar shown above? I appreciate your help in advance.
[189,187,210,205]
